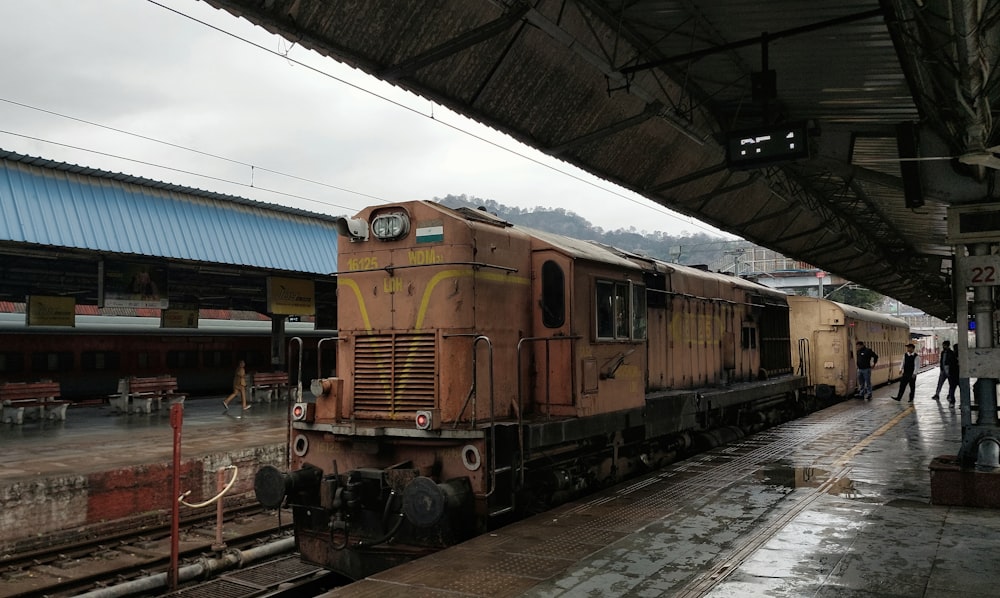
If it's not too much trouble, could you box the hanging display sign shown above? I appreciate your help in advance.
[99,260,169,309]
[26,295,76,327]
[161,305,199,329]
[267,276,315,315]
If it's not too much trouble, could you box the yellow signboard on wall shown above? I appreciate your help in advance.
[267,277,315,316]
[26,295,76,327]
[161,308,199,329]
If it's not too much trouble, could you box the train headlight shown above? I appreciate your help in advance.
[334,216,369,241]
[415,410,432,430]
[372,211,410,241]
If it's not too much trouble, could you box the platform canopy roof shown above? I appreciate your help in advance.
[0,150,338,312]
[205,0,1000,321]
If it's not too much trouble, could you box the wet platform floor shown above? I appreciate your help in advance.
[332,374,999,597]
[0,396,294,556]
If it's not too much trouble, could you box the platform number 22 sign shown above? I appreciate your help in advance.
[970,265,997,284]
[961,256,1000,287]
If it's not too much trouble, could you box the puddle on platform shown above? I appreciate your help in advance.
[756,464,858,497]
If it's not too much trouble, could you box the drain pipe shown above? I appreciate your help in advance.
[73,536,296,598]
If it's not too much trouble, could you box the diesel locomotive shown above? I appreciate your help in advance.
[254,200,904,579]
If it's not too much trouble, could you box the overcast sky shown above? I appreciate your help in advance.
[0,0,730,237]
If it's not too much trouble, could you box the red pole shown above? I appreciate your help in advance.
[170,403,184,591]
[213,468,226,551]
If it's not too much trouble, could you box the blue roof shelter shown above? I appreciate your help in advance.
[0,150,340,316]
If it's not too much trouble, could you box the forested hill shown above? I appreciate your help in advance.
[434,194,741,267]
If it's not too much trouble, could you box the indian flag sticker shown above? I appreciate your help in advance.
[416,225,444,243]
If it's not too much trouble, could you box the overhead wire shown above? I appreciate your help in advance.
[0,127,367,213]
[142,0,725,236]
[0,1,725,237]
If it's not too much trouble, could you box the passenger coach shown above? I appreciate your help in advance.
[787,295,909,399]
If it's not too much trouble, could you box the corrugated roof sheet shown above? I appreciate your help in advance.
[0,150,338,274]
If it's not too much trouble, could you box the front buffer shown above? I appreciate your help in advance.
[255,463,475,580]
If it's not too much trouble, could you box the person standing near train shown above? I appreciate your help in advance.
[893,343,920,402]
[931,340,955,401]
[946,347,960,406]
[223,360,250,411]
[855,340,878,400]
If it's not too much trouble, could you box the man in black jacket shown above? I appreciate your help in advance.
[946,347,960,406]
[932,341,955,400]
[855,341,878,400]
[894,343,920,402]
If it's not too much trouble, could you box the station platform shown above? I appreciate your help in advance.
[331,372,1000,598]
[6,372,999,597]
[0,396,293,555]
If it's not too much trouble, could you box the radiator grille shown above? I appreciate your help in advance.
[354,333,436,413]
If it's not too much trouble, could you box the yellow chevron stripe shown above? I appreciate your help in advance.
[337,277,372,331]
[341,269,530,332]
[415,269,530,330]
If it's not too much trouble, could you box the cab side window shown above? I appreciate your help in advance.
[596,279,646,341]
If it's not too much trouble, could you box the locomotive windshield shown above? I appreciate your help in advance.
[596,279,646,341]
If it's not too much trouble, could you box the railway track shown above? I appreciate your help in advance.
[161,553,341,598]
[0,505,304,598]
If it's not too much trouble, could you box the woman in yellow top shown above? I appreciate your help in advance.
[223,360,249,410]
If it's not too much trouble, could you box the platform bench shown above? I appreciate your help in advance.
[0,381,70,424]
[250,371,290,402]
[109,375,187,414]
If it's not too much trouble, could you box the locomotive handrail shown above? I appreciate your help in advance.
[797,338,810,381]
[445,334,495,430]
[515,335,581,486]
[316,336,339,381]
[288,337,304,402]
[287,337,304,470]
[331,260,519,275]
[443,333,501,497]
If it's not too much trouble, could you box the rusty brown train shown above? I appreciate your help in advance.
[254,200,903,580]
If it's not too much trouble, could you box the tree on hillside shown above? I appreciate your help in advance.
[434,194,731,265]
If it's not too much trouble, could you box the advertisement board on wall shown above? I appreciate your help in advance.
[100,261,169,309]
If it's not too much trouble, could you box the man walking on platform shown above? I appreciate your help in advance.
[946,348,960,406]
[894,343,920,402]
[855,340,878,400]
[932,340,955,400]
[223,360,250,411]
